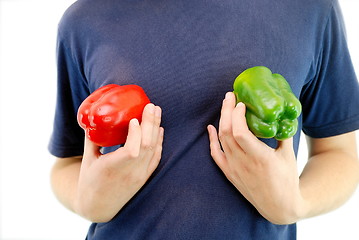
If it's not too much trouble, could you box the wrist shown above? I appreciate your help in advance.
[259,189,310,225]
[74,188,115,223]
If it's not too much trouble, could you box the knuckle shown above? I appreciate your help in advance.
[219,123,232,136]
[218,129,231,140]
[233,131,245,142]
[123,147,140,159]
[210,149,218,160]
[141,141,154,151]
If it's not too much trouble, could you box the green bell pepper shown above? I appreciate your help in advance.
[233,66,302,140]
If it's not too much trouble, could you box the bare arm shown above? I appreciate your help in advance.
[51,156,82,213]
[299,132,359,218]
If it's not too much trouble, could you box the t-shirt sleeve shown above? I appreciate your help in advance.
[48,31,89,158]
[300,0,359,138]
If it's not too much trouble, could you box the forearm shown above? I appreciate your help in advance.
[299,134,359,220]
[50,157,82,213]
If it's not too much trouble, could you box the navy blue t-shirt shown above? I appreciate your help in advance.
[49,0,359,239]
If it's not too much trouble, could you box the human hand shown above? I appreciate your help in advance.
[75,103,164,223]
[207,92,306,225]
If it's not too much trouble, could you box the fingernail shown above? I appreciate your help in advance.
[207,125,213,133]
[130,118,139,126]
[236,102,245,108]
[147,103,155,114]
[225,92,232,99]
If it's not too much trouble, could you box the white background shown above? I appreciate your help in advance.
[0,0,358,239]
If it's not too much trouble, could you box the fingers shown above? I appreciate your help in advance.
[218,92,241,154]
[140,104,163,171]
[148,126,164,172]
[217,92,267,156]
[114,103,163,164]
[231,102,265,155]
[207,124,227,169]
[139,104,162,155]
[123,118,142,158]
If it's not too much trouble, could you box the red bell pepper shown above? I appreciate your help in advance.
[77,84,150,147]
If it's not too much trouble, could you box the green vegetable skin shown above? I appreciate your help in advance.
[233,66,302,140]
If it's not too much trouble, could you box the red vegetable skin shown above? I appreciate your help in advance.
[77,84,151,147]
